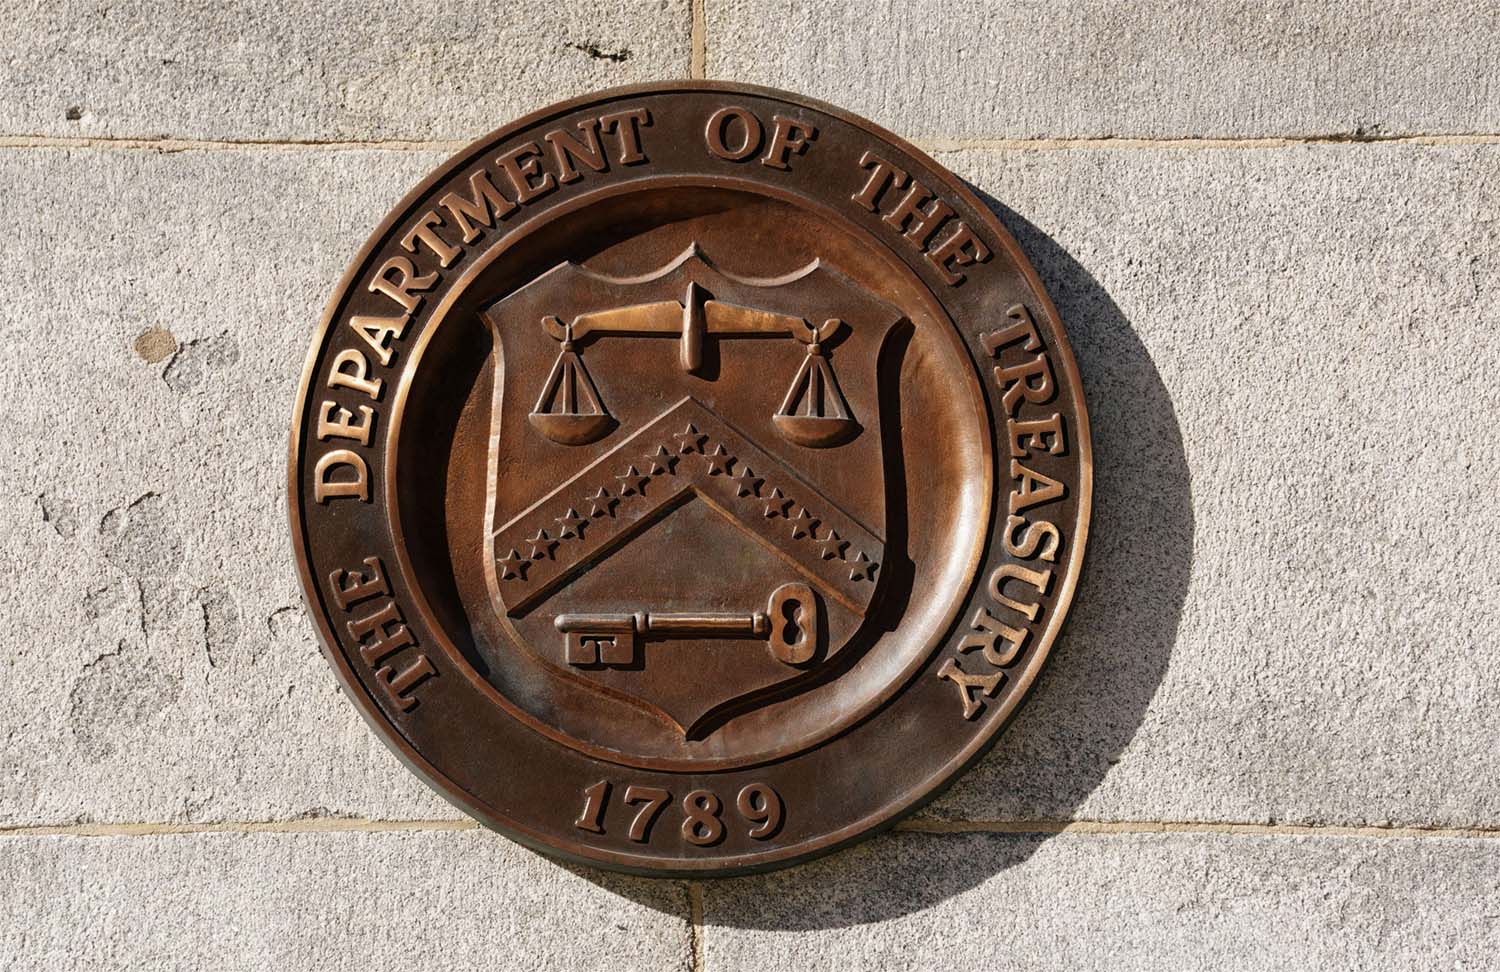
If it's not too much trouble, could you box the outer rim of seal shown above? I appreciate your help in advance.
[288,80,1092,877]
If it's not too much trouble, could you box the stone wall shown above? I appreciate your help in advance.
[3,2,1497,968]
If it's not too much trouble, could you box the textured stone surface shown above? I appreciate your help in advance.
[922,142,1500,828]
[0,146,458,827]
[708,0,1500,140]
[2,5,1496,966]
[1,0,689,142]
[0,828,691,970]
[701,831,1500,970]
[2,141,1497,833]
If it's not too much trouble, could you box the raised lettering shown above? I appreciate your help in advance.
[926,221,992,285]
[495,141,556,204]
[575,780,610,833]
[937,657,1004,720]
[981,303,1043,355]
[761,115,816,170]
[998,352,1056,415]
[736,784,783,840]
[705,105,763,161]
[400,212,460,268]
[316,400,373,446]
[368,257,437,314]
[882,182,956,248]
[852,150,990,286]
[852,150,908,211]
[347,599,415,668]
[622,785,671,842]
[599,107,651,165]
[1008,413,1066,457]
[349,314,408,368]
[544,119,608,183]
[313,449,368,503]
[1003,514,1061,563]
[328,348,382,400]
[1009,459,1066,514]
[328,556,390,611]
[989,562,1052,623]
[375,654,436,712]
[958,605,1028,668]
[327,559,436,712]
[438,170,518,243]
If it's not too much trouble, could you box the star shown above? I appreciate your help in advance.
[703,444,734,476]
[673,423,707,454]
[848,552,878,582]
[643,445,678,476]
[790,507,819,540]
[817,529,847,561]
[732,466,763,498]
[588,486,618,518]
[526,529,558,561]
[615,464,650,496]
[554,508,587,539]
[498,549,528,580]
[763,487,792,519]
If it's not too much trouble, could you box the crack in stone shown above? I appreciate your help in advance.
[37,493,79,538]
[194,583,241,671]
[162,332,240,394]
[564,40,632,63]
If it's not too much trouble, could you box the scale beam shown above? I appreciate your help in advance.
[529,281,858,448]
[542,284,843,375]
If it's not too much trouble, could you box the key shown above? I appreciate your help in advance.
[556,583,818,667]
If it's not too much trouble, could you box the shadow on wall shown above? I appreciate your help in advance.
[573,189,1194,929]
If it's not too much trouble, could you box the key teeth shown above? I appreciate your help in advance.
[598,632,635,666]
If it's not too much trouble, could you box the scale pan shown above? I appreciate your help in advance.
[772,413,860,448]
[529,412,616,445]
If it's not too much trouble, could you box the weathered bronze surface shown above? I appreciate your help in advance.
[289,82,1091,876]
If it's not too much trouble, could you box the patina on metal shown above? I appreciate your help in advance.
[288,82,1091,876]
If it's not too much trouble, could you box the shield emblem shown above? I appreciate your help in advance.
[480,244,899,737]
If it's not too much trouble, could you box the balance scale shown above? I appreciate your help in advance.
[528,282,860,449]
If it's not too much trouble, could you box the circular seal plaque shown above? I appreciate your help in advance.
[290,82,1090,876]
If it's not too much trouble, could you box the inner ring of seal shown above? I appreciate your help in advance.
[382,175,994,772]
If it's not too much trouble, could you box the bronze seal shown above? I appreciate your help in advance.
[289,82,1090,876]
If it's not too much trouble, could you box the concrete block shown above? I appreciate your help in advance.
[707,0,1500,140]
[0,146,457,827]
[0,828,691,970]
[1,0,690,142]
[701,831,1500,970]
[2,140,1496,835]
[921,142,1500,828]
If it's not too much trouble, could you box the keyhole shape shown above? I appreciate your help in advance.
[768,583,817,665]
[780,599,804,647]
